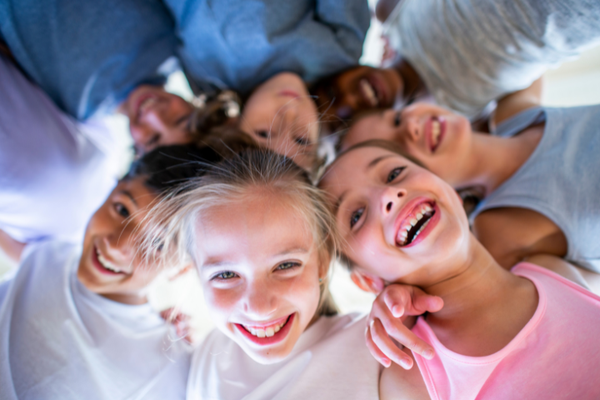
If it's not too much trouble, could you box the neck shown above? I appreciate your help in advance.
[422,236,518,325]
[101,292,148,305]
[454,129,541,194]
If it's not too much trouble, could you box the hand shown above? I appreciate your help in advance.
[381,35,397,64]
[366,284,443,369]
[160,307,193,344]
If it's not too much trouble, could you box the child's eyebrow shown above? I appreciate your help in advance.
[367,154,394,169]
[202,260,234,269]
[273,247,309,257]
[119,190,138,206]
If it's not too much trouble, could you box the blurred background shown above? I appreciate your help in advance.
[1,11,599,342]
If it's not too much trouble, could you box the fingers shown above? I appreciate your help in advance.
[383,287,409,318]
[383,285,443,317]
[369,318,414,369]
[365,323,392,368]
[159,307,176,321]
[376,314,435,361]
[410,288,444,314]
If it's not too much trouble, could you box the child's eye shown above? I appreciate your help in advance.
[276,261,300,271]
[255,130,269,139]
[387,167,406,183]
[114,203,131,218]
[213,271,237,280]
[350,208,364,228]
[393,111,402,127]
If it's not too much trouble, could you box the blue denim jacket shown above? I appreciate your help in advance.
[1,0,369,119]
[165,0,370,96]
[0,0,177,120]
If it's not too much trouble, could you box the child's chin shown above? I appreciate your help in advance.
[244,346,292,365]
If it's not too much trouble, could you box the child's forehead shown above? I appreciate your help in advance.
[325,146,401,181]
[112,177,158,205]
[195,196,316,261]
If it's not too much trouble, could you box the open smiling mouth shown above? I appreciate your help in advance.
[94,246,125,274]
[396,202,436,247]
[236,314,294,345]
[360,78,379,107]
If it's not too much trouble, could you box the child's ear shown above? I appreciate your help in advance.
[350,270,385,294]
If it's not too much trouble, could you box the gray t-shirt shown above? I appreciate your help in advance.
[384,0,600,118]
[470,106,600,272]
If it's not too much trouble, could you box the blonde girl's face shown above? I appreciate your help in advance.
[195,191,323,364]
[240,73,319,171]
[319,146,470,287]
[341,103,473,186]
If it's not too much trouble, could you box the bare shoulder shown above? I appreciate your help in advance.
[473,208,566,269]
[380,352,430,400]
[524,254,600,292]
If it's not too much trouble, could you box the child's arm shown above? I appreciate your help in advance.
[366,284,443,369]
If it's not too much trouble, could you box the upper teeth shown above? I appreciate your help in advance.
[432,120,441,148]
[360,79,379,107]
[244,320,288,338]
[96,248,123,273]
[397,203,434,246]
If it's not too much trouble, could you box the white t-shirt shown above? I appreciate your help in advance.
[0,241,191,400]
[187,313,381,400]
[0,55,121,244]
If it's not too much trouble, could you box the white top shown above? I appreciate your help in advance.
[187,313,381,400]
[0,55,121,244]
[0,241,191,400]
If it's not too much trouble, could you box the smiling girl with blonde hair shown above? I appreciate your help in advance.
[143,149,442,399]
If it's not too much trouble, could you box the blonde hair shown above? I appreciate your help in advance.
[143,148,339,317]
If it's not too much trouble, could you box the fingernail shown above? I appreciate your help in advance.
[400,359,412,369]
[423,349,434,359]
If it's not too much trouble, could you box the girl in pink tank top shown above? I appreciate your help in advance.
[319,141,600,400]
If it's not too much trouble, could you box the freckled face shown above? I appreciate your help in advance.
[319,146,470,286]
[195,192,323,364]
[240,73,319,171]
[342,103,472,186]
[77,178,163,305]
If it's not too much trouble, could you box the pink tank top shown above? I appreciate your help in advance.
[412,262,600,400]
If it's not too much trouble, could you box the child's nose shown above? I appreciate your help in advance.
[103,233,134,261]
[381,187,406,215]
[242,279,278,319]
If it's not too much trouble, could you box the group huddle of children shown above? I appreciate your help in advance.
[1,0,600,399]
